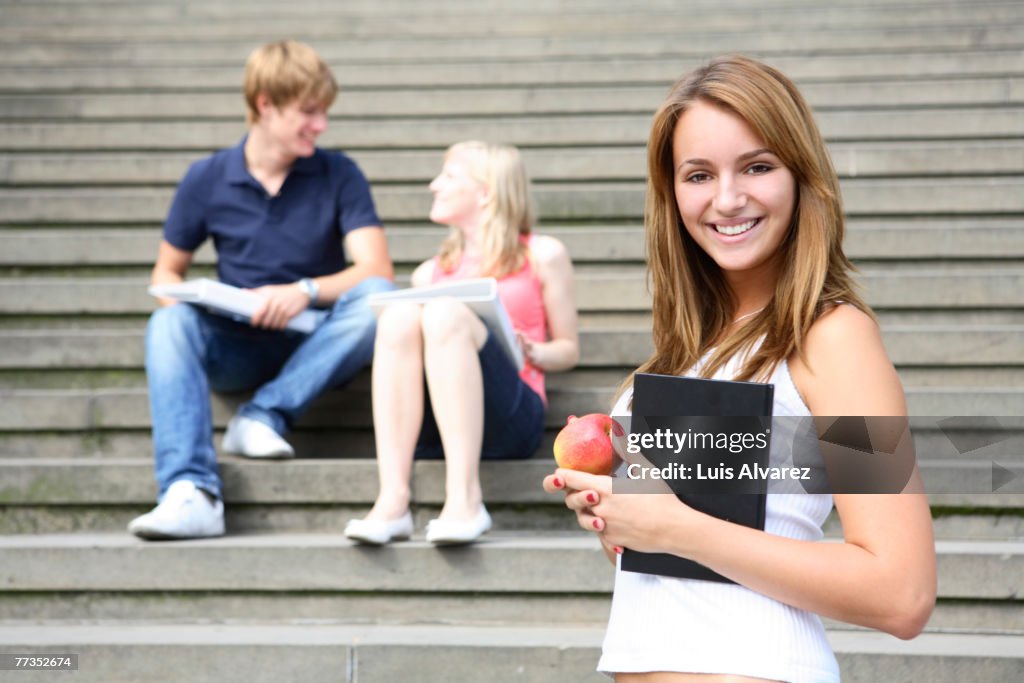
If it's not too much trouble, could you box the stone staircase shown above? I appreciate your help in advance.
[1,0,1023,680]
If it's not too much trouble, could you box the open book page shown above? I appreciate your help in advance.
[367,277,525,370]
[148,278,325,334]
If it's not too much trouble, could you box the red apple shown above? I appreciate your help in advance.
[553,413,615,475]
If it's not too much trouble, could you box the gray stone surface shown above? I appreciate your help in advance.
[3,270,1024,314]
[0,533,1020,599]
[4,325,1024,368]
[4,77,1023,120]
[3,458,1021,506]
[0,623,1022,683]
[2,4,1022,42]
[1,386,1022,430]
[2,178,1023,223]
[4,221,1024,266]
[5,142,1024,186]
[3,109,1024,149]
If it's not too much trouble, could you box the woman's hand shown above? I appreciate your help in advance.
[249,283,313,330]
[544,467,699,556]
[518,332,543,367]
[544,469,621,562]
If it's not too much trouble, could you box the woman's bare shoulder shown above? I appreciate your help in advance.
[790,304,905,416]
[528,234,570,263]
[807,304,880,349]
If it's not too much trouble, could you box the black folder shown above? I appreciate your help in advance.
[621,372,774,583]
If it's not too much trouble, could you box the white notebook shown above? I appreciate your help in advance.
[148,278,325,334]
[368,278,525,370]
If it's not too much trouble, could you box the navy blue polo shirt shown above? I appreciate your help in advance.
[163,138,382,289]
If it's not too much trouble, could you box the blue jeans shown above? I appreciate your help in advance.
[145,276,395,499]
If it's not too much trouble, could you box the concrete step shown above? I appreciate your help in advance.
[2,270,1022,314]
[1,354,1022,392]
[2,44,1023,90]
[1,416,1020,464]
[1,416,1018,460]
[5,494,1024,538]
[1,623,1023,683]
[3,5,1023,42]
[2,179,1023,224]
[12,364,1016,391]
[4,0,1021,28]
[1,109,1020,151]
[6,76,1024,120]
[2,457,1021,508]
[3,309,1022,330]
[0,622,604,683]
[4,221,1023,266]
[0,40,1019,80]
[2,594,1021,638]
[2,325,1022,369]
[1,0,869,24]
[1,533,1020,601]
[1,458,1021,536]
[1,385,1023,431]
[4,141,1024,186]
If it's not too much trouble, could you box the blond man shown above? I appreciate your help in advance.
[130,41,395,540]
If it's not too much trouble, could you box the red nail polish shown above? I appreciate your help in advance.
[592,519,602,530]
[586,492,597,504]
[614,546,624,554]
[553,477,563,489]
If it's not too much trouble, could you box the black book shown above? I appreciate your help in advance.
[620,372,774,583]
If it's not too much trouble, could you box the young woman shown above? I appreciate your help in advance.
[346,141,579,545]
[544,56,936,681]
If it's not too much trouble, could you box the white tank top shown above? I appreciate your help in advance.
[598,350,840,682]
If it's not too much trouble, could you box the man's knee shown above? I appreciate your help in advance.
[326,276,395,330]
[146,303,202,352]
[335,276,396,309]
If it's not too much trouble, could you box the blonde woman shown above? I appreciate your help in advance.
[545,57,936,681]
[346,141,579,545]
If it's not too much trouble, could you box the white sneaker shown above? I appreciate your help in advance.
[222,416,295,459]
[128,480,225,540]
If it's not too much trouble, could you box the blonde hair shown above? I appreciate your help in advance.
[243,40,338,126]
[631,55,870,388]
[436,141,535,278]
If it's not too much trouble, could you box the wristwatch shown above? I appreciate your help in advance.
[297,277,320,303]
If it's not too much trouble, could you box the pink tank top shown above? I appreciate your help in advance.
[430,238,548,403]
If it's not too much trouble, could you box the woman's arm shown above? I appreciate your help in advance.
[410,259,435,288]
[549,306,936,638]
[523,235,579,372]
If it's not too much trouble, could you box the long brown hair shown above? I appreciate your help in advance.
[631,55,869,389]
[435,141,535,278]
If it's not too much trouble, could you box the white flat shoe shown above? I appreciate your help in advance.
[425,506,492,545]
[344,511,414,545]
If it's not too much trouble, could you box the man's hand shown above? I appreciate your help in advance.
[249,283,312,330]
